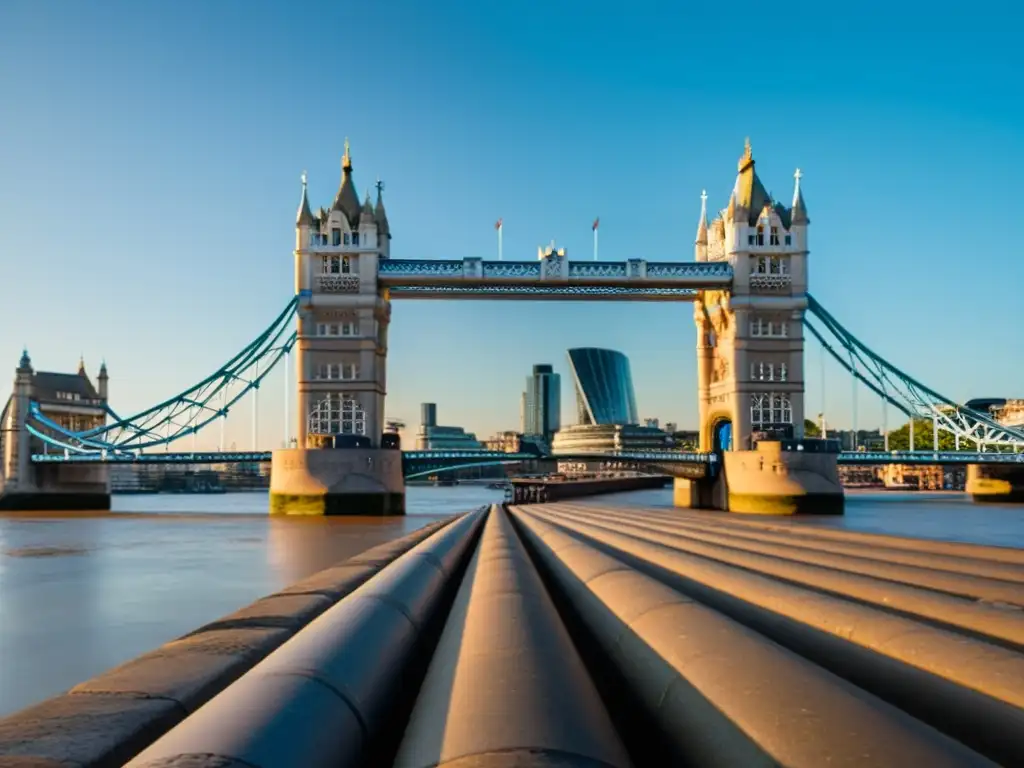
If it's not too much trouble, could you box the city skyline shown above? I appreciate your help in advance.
[2,2,1022,450]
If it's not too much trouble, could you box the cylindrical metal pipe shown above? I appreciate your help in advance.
[518,505,1024,766]
[128,508,487,768]
[394,507,630,768]
[535,504,1024,645]
[511,507,993,768]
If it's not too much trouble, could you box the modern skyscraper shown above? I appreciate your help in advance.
[552,348,670,455]
[567,348,639,425]
[421,402,437,429]
[522,364,561,440]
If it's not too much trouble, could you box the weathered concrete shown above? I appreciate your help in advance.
[722,442,844,514]
[520,504,1024,765]
[511,475,667,504]
[0,462,111,511]
[393,507,631,768]
[269,447,405,515]
[0,517,455,767]
[676,441,844,515]
[511,506,994,767]
[967,463,1024,503]
[127,508,487,768]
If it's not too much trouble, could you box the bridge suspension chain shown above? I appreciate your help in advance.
[26,298,299,455]
[805,294,1024,450]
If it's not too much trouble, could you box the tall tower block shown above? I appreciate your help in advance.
[683,140,842,514]
[271,141,404,515]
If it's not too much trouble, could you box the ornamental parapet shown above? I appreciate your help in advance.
[377,258,732,288]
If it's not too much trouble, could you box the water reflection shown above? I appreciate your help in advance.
[0,486,501,718]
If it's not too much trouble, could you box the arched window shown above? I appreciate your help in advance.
[308,394,366,435]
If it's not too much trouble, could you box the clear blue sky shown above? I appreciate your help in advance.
[1,1,1022,449]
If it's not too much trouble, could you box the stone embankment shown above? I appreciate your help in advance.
[3,503,1024,767]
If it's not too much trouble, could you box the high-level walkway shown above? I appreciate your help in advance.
[2,505,1023,766]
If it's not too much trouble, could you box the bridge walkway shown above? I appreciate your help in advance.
[2,505,1023,766]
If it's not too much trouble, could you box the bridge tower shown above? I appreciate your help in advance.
[685,140,842,514]
[292,140,392,448]
[271,141,404,515]
[694,139,809,452]
[0,352,111,509]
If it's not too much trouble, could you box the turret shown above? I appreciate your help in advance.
[296,171,314,250]
[374,179,391,258]
[791,168,809,225]
[695,189,709,261]
[331,138,362,229]
[359,191,377,247]
[77,355,86,377]
[98,360,108,401]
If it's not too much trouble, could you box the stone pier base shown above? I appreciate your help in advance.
[0,491,111,511]
[966,463,1024,503]
[269,447,405,516]
[675,440,844,515]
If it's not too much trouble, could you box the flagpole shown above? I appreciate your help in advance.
[496,218,503,261]
[592,217,599,261]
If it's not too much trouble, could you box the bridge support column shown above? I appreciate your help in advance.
[269,447,405,516]
[674,441,843,514]
[966,464,1024,503]
[0,353,111,511]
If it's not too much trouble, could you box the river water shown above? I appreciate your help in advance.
[1,487,1023,717]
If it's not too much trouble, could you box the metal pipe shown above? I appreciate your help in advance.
[126,509,487,768]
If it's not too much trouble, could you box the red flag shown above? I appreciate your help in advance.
[495,218,503,231]
[592,217,600,231]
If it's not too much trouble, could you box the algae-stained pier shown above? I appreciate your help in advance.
[2,504,1023,767]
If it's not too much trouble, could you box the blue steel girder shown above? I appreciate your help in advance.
[25,298,299,454]
[805,295,1024,450]
[838,451,1024,465]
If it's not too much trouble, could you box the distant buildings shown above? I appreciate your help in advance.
[552,348,671,454]
[521,364,561,441]
[415,402,484,450]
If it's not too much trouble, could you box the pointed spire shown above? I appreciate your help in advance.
[332,138,361,226]
[738,137,753,171]
[695,189,709,245]
[296,170,314,227]
[791,168,809,225]
[374,177,390,236]
[360,190,375,225]
[78,355,86,376]
[98,359,108,378]
[732,137,771,225]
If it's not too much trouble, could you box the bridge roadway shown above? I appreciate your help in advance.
[2,504,1021,767]
[29,447,1024,467]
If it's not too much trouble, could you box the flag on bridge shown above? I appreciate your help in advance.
[592,217,600,231]
[495,218,503,231]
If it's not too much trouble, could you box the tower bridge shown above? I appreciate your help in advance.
[4,139,1024,511]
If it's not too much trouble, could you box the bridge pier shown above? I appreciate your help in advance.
[966,463,1024,503]
[269,447,405,515]
[675,440,843,515]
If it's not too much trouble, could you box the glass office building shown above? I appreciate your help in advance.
[522,364,561,440]
[553,348,669,456]
[567,348,639,426]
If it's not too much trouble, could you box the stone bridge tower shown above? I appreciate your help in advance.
[293,140,392,449]
[273,141,404,516]
[694,140,810,453]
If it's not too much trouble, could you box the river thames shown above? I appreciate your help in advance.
[1,487,1023,718]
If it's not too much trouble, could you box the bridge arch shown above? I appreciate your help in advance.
[712,417,733,453]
